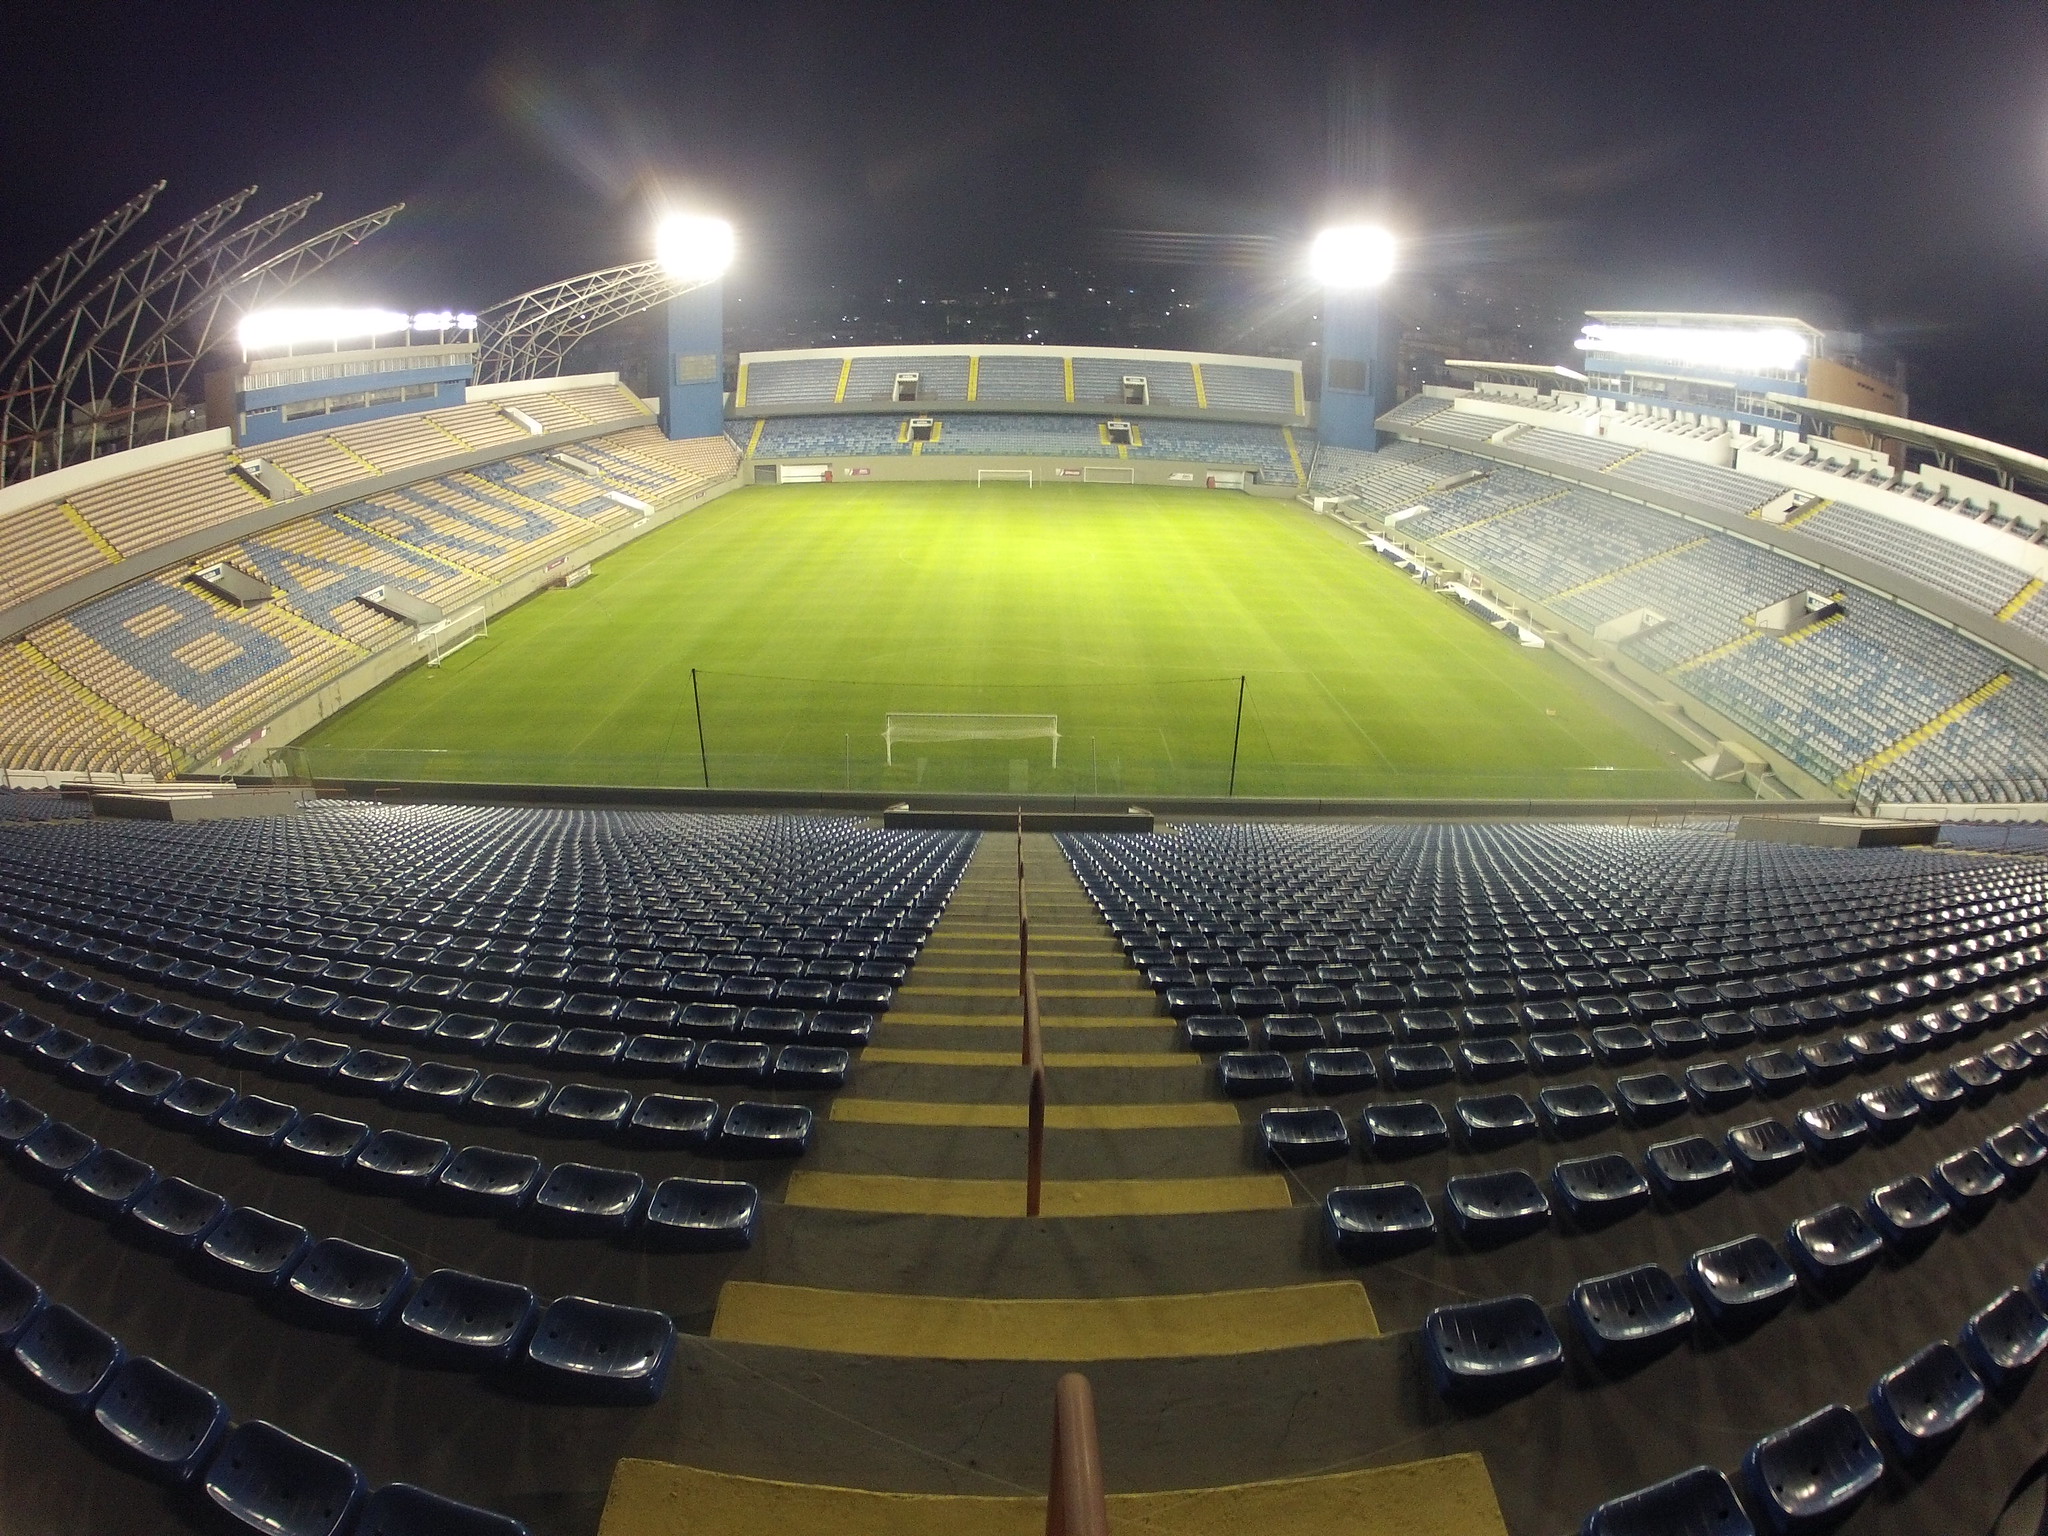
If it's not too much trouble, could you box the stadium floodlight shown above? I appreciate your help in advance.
[655,213,736,284]
[1309,224,1396,290]
[407,310,477,332]
[1574,322,1811,373]
[237,306,413,351]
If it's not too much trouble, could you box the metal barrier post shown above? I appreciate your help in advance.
[1046,1372,1108,1536]
[1024,968,1045,1217]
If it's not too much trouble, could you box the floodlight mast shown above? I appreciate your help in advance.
[652,213,732,442]
[1312,223,1398,452]
[654,214,736,284]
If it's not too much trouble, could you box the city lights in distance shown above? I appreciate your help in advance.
[237,308,477,351]
[655,213,736,283]
[1575,322,1811,373]
[1309,225,1396,289]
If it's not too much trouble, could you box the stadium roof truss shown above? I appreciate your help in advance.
[0,187,403,483]
[474,260,694,385]
[1445,359,1591,387]
[0,182,165,378]
[1766,391,2048,495]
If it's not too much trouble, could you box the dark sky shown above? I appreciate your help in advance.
[7,1,2048,438]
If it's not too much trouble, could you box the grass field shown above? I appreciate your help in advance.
[295,482,1738,799]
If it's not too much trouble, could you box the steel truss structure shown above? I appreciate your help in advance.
[476,261,701,385]
[0,184,402,484]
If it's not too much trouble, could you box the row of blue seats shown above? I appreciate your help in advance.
[1268,1010,2040,1173]
[1323,1088,2045,1261]
[0,993,811,1162]
[8,949,858,1100]
[1,1246,529,1535]
[1574,1258,2048,1532]
[0,1005,774,1244]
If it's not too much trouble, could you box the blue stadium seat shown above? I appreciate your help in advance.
[202,1419,364,1536]
[1258,1106,1350,1164]
[432,1147,544,1215]
[1385,1043,1456,1087]
[522,1295,675,1404]
[199,1207,313,1294]
[1724,1119,1803,1182]
[1324,1183,1435,1259]
[1362,1099,1449,1156]
[1580,1465,1755,1536]
[1684,1061,1752,1113]
[1423,1294,1564,1405]
[279,1113,371,1173]
[528,1163,646,1236]
[644,1177,759,1252]
[1786,1203,1883,1290]
[90,1355,228,1483]
[1615,1071,1687,1125]
[1551,1153,1649,1225]
[1984,1123,2048,1178]
[122,1176,229,1255]
[1933,1147,2006,1214]
[11,1302,122,1412]
[1742,1404,1883,1534]
[1794,1100,1869,1159]
[1445,1169,1550,1242]
[1961,1288,2048,1389]
[15,1119,97,1185]
[468,1073,551,1125]
[1455,1093,1537,1150]
[1865,1174,1951,1248]
[351,1130,454,1193]
[284,1238,412,1331]
[1539,1081,1617,1137]
[211,1094,300,1153]
[396,1270,539,1369]
[1646,1136,1734,1201]
[1304,1047,1377,1093]
[1688,1234,1796,1328]
[543,1083,634,1136]
[719,1101,814,1155]
[1459,1038,1526,1080]
[1868,1341,1984,1458]
[1569,1263,1694,1368]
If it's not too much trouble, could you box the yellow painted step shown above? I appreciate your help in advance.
[861,1047,1197,1068]
[831,1098,1239,1129]
[602,1454,1508,1536]
[912,987,1141,999]
[784,1170,1288,1217]
[885,1016,1171,1030]
[711,1279,1375,1358]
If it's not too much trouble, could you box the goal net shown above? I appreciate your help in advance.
[419,605,489,667]
[1081,465,1135,484]
[975,468,1034,487]
[884,712,1059,765]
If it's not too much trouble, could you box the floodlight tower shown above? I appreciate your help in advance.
[1311,224,1396,451]
[653,213,735,440]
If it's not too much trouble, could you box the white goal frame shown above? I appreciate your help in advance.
[884,712,1059,765]
[418,605,489,667]
[1081,465,1135,484]
[975,468,1034,487]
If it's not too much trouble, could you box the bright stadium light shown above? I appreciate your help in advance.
[407,310,477,332]
[237,307,413,351]
[655,213,736,283]
[1574,322,1812,373]
[1309,224,1396,289]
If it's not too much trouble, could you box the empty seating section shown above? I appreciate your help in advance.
[743,357,844,407]
[753,416,909,458]
[1128,422,1303,483]
[971,353,1067,403]
[919,414,1114,458]
[1322,432,2048,797]
[1,427,736,773]
[1510,427,1634,473]
[1071,357,1196,408]
[1416,408,1510,447]
[0,501,114,609]
[1801,500,2032,616]
[65,451,260,558]
[842,354,969,402]
[1602,450,1780,516]
[1377,394,1454,430]
[1063,818,2048,1524]
[1198,364,1297,414]
[1435,492,1689,595]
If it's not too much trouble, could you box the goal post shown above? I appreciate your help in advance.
[884,712,1059,765]
[1081,465,1135,484]
[975,468,1034,487]
[418,605,489,667]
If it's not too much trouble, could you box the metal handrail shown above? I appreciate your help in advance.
[1019,809,1046,1217]
[1046,1372,1109,1536]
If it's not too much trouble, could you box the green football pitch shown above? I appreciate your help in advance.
[295,481,1738,799]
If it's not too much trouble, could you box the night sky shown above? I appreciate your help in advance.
[7,2,2048,441]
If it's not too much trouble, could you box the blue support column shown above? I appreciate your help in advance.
[1319,290,1391,451]
[659,280,724,440]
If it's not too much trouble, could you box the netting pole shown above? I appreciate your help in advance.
[690,668,710,789]
[1227,674,1246,796]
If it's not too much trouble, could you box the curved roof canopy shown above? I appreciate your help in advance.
[1765,391,2048,493]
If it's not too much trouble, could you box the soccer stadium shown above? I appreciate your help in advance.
[3,135,2048,1536]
